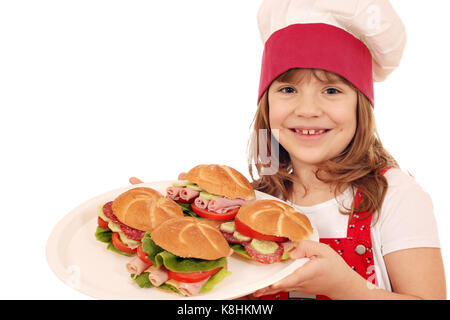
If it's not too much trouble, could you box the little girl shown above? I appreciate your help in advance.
[131,0,446,300]
[246,0,446,300]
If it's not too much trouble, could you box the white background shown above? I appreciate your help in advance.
[0,0,449,299]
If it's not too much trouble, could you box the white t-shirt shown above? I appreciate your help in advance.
[285,168,441,292]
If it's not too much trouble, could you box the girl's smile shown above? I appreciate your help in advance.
[289,127,331,141]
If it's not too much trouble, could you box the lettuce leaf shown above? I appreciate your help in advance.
[199,268,231,293]
[131,272,182,294]
[131,272,153,288]
[154,251,227,272]
[176,202,200,218]
[141,232,164,264]
[230,244,251,259]
[141,233,226,272]
[159,283,182,295]
[95,226,112,243]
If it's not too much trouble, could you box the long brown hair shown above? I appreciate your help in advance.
[247,68,398,220]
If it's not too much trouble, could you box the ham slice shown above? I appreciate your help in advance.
[166,186,183,200]
[171,277,210,296]
[146,268,211,296]
[179,187,200,201]
[126,256,151,275]
[148,265,228,295]
[146,266,169,287]
[207,197,250,213]
[194,197,210,209]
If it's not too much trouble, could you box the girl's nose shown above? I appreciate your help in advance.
[293,93,322,118]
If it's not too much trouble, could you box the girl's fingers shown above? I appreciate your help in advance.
[129,177,143,185]
[254,286,297,297]
[254,287,271,297]
[130,173,185,185]
[289,240,330,259]
[253,241,327,297]
[255,258,321,296]
[271,260,317,290]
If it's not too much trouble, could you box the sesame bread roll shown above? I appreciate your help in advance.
[236,199,313,242]
[185,164,256,200]
[112,187,184,232]
[151,217,231,260]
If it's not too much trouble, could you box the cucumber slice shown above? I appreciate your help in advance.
[233,231,251,242]
[250,239,278,255]
[220,221,236,233]
[199,191,220,200]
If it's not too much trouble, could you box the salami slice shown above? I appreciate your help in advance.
[103,201,145,241]
[220,230,251,245]
[244,242,284,264]
[102,201,121,224]
[120,223,146,241]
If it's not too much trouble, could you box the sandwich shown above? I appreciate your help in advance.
[166,164,256,221]
[95,187,184,256]
[126,217,232,296]
[219,199,313,264]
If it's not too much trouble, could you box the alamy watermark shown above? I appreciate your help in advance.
[66,265,81,290]
[249,129,280,176]
[366,264,379,290]
[366,4,382,31]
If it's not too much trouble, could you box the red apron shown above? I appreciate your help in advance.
[261,168,390,300]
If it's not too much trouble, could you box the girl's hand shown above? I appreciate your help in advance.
[253,240,365,299]
[128,172,187,185]
[129,177,143,185]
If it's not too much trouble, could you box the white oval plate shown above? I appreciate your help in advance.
[46,181,319,300]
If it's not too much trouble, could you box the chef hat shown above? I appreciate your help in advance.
[257,0,407,105]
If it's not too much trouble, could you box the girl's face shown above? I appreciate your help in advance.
[268,69,358,167]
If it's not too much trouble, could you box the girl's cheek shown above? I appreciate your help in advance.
[328,103,357,130]
[269,104,289,129]
[268,108,277,129]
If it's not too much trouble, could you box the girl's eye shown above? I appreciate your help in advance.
[280,86,296,94]
[324,87,341,95]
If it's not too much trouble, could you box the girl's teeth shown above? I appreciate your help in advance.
[295,129,325,135]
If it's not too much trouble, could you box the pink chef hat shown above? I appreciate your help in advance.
[257,0,407,106]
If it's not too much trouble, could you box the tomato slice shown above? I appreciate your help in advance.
[111,232,137,254]
[137,244,153,265]
[234,217,287,242]
[98,216,110,230]
[191,203,239,220]
[167,267,221,283]
[176,198,195,204]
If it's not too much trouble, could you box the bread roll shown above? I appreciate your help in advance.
[185,164,255,200]
[236,199,313,242]
[151,217,231,260]
[112,187,184,232]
